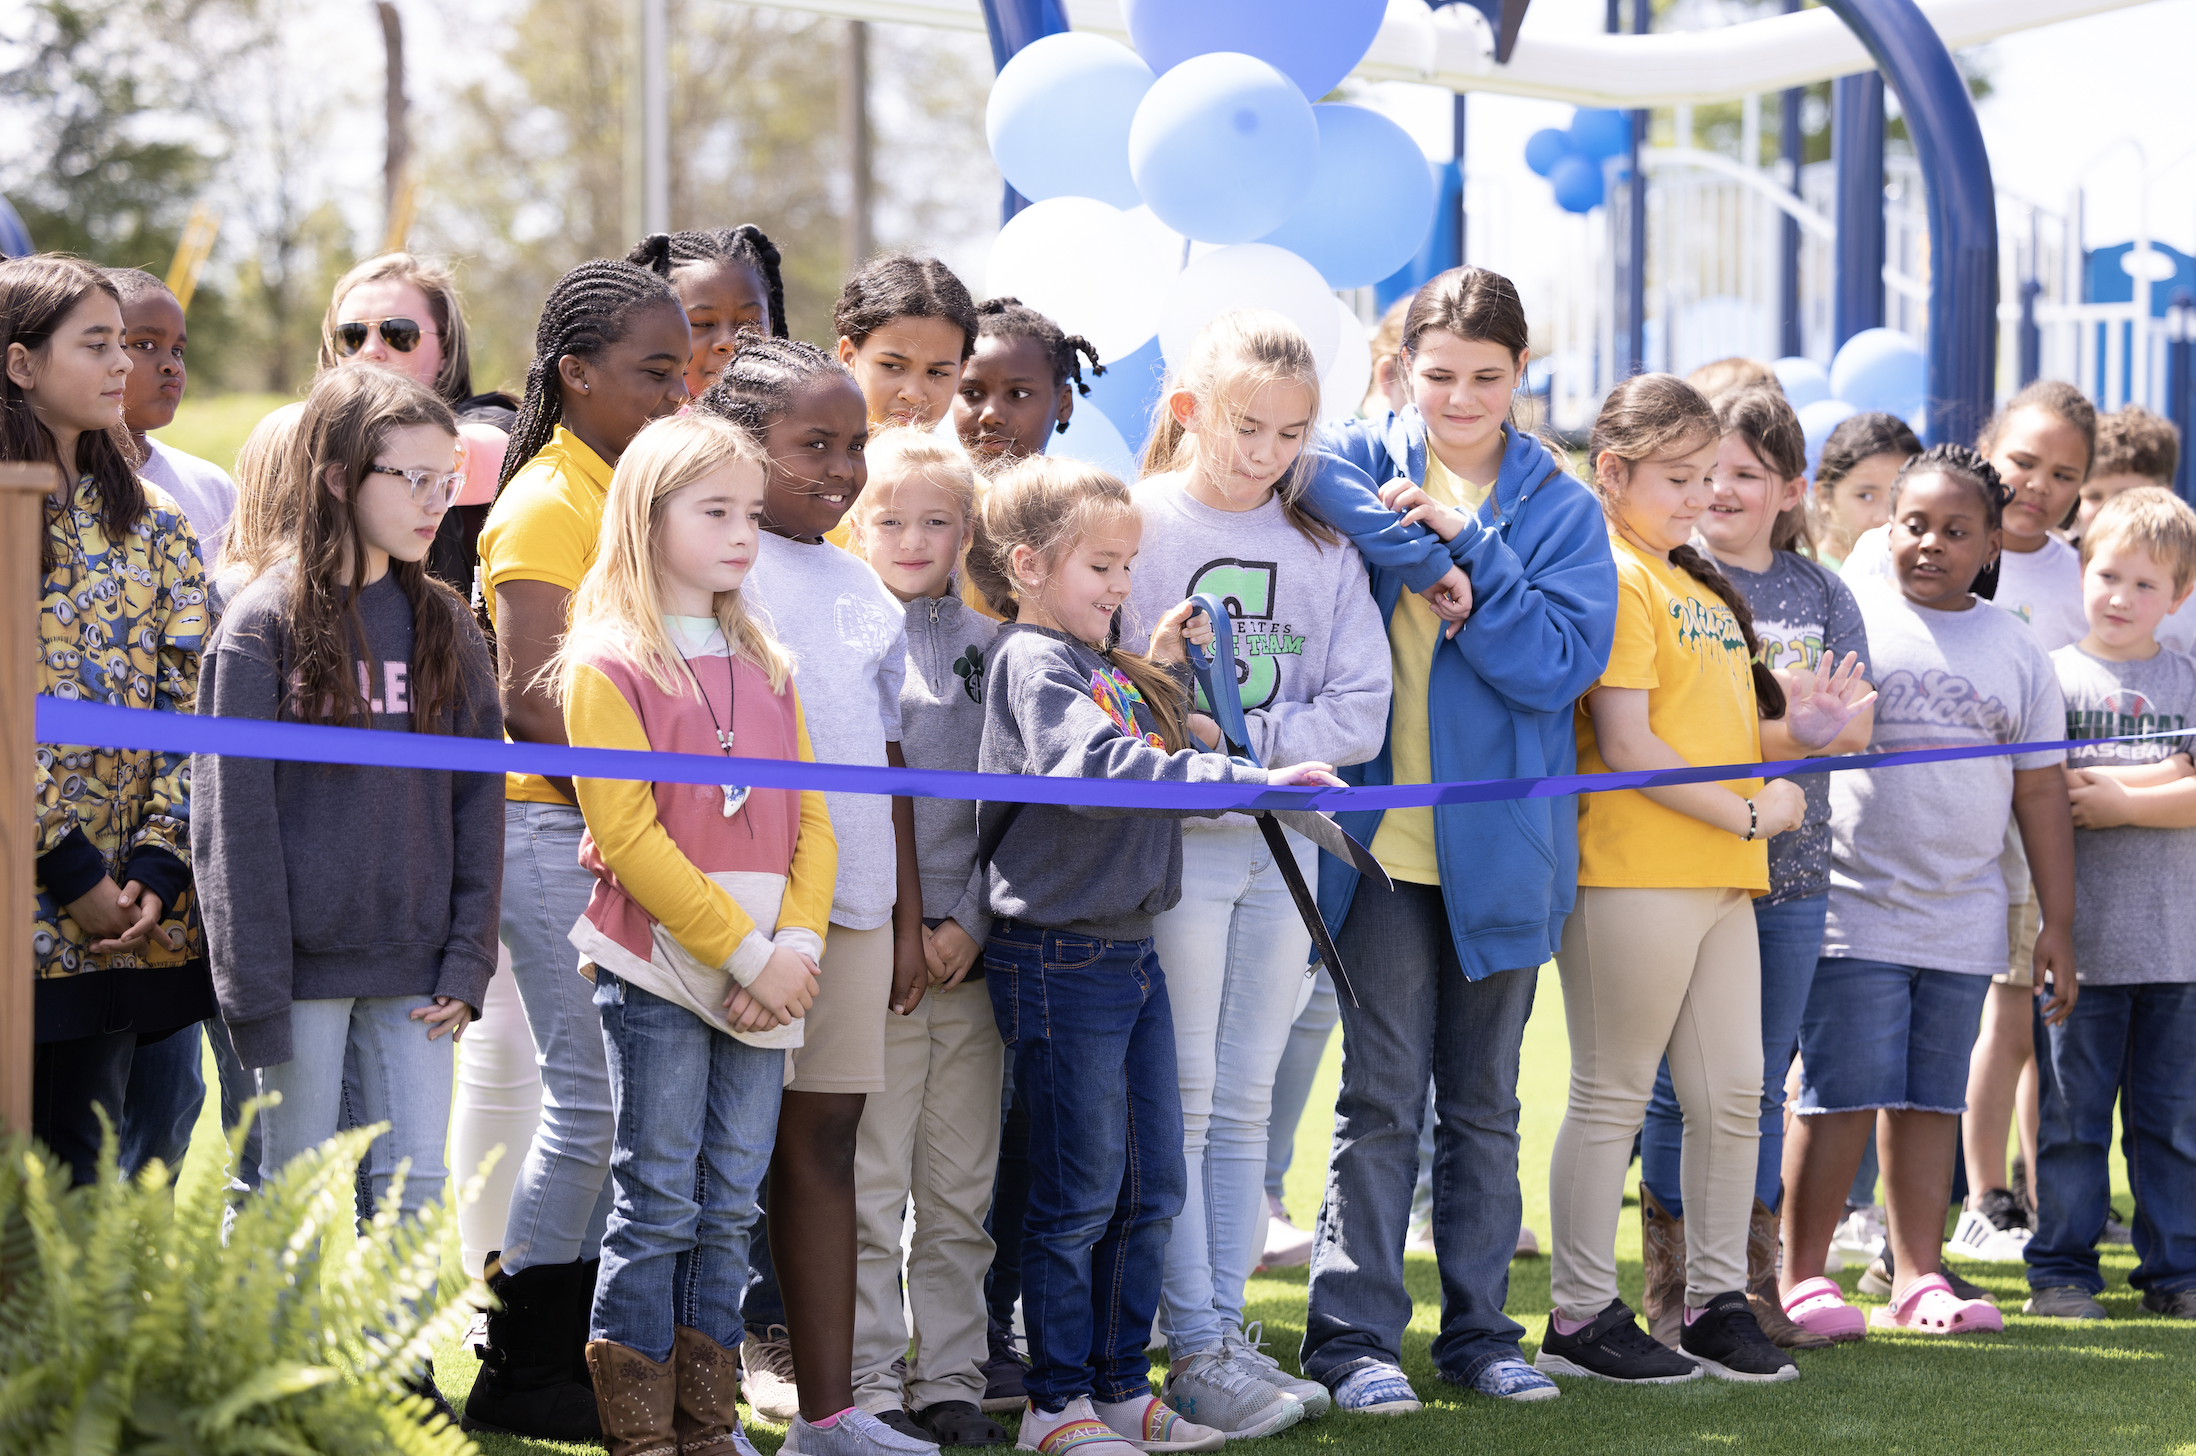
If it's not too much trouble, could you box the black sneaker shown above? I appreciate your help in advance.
[1678,1291,1799,1383]
[2141,1286,2196,1319]
[978,1319,1028,1414]
[1533,1299,1701,1384]
[401,1361,461,1429]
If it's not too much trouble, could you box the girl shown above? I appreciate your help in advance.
[967,455,1340,1456]
[1127,310,1389,1438]
[1811,412,1918,567]
[466,257,692,1444]
[1635,385,1875,1352]
[552,412,833,1456]
[196,366,502,1418]
[627,225,789,397]
[694,337,932,1456]
[953,296,1103,470]
[1539,374,1867,1388]
[835,254,978,431]
[1780,445,2075,1338]
[843,429,1010,1448]
[1293,267,1613,1412]
[9,254,211,1188]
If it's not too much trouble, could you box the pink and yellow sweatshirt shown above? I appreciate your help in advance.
[564,617,836,1047]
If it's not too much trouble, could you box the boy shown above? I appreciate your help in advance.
[109,268,237,564]
[2026,487,2196,1322]
[2068,406,2190,655]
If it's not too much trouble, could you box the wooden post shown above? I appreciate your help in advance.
[1,461,57,1135]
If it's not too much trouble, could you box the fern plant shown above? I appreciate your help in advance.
[0,1113,485,1455]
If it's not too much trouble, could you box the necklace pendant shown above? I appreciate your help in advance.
[721,783,751,818]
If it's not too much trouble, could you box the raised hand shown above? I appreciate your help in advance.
[1778,651,1877,751]
[1267,761,1345,788]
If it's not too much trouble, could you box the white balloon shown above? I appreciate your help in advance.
[1319,297,1372,423]
[1048,401,1138,482]
[1158,244,1342,377]
[986,197,1170,365]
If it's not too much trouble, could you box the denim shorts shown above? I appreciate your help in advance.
[1795,957,1993,1115]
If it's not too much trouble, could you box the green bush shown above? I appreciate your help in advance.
[0,1115,484,1454]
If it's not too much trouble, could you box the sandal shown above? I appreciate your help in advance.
[916,1399,1010,1447]
[1868,1273,2004,1335]
[1782,1276,1866,1343]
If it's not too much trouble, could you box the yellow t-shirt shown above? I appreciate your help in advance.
[477,425,615,804]
[1574,534,1769,891]
[1367,451,1489,885]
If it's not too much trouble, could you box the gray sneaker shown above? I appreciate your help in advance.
[1160,1351,1303,1440]
[784,1407,940,1454]
[1221,1323,1330,1419]
[2023,1286,2107,1320]
[2141,1286,2196,1319]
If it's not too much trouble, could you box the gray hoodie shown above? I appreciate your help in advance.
[899,590,998,947]
[978,624,1268,941]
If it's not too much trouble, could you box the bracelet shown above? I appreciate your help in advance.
[1742,798,1759,842]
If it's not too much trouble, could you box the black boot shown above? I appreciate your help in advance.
[459,1253,605,1442]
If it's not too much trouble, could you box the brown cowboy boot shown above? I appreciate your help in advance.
[587,1339,680,1456]
[1748,1197,1834,1349]
[1639,1185,1687,1351]
[672,1326,750,1455]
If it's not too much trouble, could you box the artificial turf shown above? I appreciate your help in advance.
[171,964,2194,1455]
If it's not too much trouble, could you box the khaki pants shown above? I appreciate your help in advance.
[1551,886,1763,1315]
[851,977,1005,1412]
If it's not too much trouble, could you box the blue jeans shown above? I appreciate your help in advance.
[1264,970,1338,1204]
[2027,983,2196,1297]
[984,920,1185,1410]
[985,1059,1032,1330]
[255,995,453,1219]
[592,972,783,1362]
[1302,880,1536,1389]
[119,1022,206,1179]
[1641,893,1827,1215]
[500,801,615,1272]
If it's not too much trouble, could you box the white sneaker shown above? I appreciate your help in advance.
[1154,1356,1296,1442]
[1017,1397,1141,1456]
[1947,1208,2034,1263]
[1404,1218,1436,1254]
[1223,1322,1330,1419]
[1831,1204,1886,1263]
[1258,1194,1314,1270]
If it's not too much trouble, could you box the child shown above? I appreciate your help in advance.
[195,366,502,1417]
[1780,445,2074,1339]
[1128,310,1388,1437]
[1635,385,1874,1352]
[2025,487,2196,1324]
[551,411,833,1454]
[695,336,933,1456]
[835,253,979,432]
[466,257,692,1443]
[627,225,789,396]
[843,429,1010,1447]
[109,267,235,563]
[966,454,1340,1456]
[1810,412,1918,567]
[2071,406,2191,653]
[9,254,211,1188]
[953,296,1103,470]
[1539,374,1853,1388]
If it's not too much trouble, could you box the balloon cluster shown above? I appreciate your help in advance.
[1524,109,1632,215]
[1774,328,1928,473]
[981,0,1429,465]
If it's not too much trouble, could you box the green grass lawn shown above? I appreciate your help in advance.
[159,391,296,477]
[173,963,2195,1454]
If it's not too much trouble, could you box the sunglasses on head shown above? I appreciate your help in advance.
[334,317,435,356]
[367,462,466,513]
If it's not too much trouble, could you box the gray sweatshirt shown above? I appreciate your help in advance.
[194,568,504,1068]
[899,590,998,947]
[978,625,1268,941]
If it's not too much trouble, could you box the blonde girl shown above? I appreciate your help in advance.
[967,456,1339,1456]
[553,411,835,1456]
[1538,374,1867,1389]
[1127,310,1387,1437]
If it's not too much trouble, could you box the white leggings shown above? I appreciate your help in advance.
[451,947,543,1276]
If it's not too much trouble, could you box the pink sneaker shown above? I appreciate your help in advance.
[1782,1276,1866,1343]
[1868,1273,2004,1335]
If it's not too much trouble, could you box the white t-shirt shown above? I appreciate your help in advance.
[741,531,908,930]
[139,437,237,568]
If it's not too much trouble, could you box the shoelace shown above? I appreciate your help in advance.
[1589,1313,1670,1357]
[1187,1352,1271,1399]
[750,1324,798,1380]
[1226,1322,1284,1375]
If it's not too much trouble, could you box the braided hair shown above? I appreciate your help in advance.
[833,254,979,360]
[1891,442,2013,600]
[695,334,855,436]
[976,296,1104,433]
[626,225,788,339]
[500,258,683,488]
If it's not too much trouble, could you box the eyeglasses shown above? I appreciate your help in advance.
[333,317,437,356]
[367,462,466,512]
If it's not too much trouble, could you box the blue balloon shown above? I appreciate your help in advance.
[1799,398,1861,476]
[1830,327,1927,421]
[1570,108,1633,160]
[1525,127,1575,179]
[1259,105,1438,289]
[986,33,1154,209]
[1129,52,1319,243]
[1124,0,1386,102]
[1082,335,1167,461]
[1774,356,1833,410]
[1550,154,1605,214]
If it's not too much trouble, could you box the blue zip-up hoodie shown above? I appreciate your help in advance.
[1297,409,1618,980]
